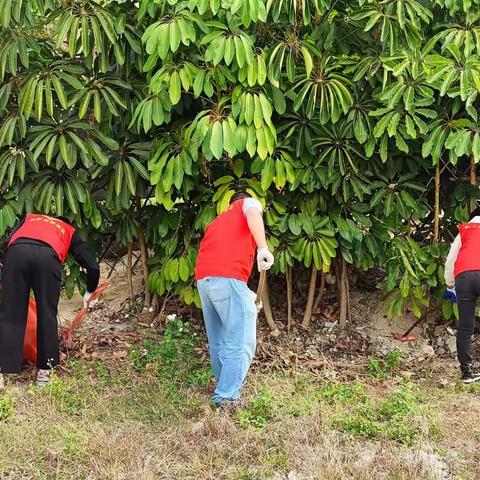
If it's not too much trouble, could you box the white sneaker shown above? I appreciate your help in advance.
[36,369,52,387]
[0,373,4,390]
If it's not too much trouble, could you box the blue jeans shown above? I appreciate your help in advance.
[197,276,257,404]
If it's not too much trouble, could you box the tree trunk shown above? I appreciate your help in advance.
[471,155,477,211]
[263,277,280,337]
[345,264,352,324]
[302,265,318,330]
[151,293,159,314]
[433,161,441,244]
[286,266,293,332]
[313,271,326,314]
[422,161,442,332]
[137,226,151,307]
[127,244,134,301]
[339,259,350,330]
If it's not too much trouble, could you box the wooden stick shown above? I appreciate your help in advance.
[339,259,348,330]
[313,271,326,314]
[471,154,477,211]
[433,161,441,244]
[256,270,266,305]
[136,226,151,307]
[262,275,280,336]
[286,266,293,332]
[302,265,318,329]
[127,244,134,300]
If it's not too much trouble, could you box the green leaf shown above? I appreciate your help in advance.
[288,215,302,235]
[169,71,182,104]
[301,46,313,78]
[210,121,223,159]
[400,273,409,298]
[261,157,275,190]
[179,257,189,281]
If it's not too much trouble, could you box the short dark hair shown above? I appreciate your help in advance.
[470,207,480,220]
[231,192,251,203]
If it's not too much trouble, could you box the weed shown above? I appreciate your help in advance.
[43,375,97,415]
[262,447,289,470]
[129,315,210,389]
[58,427,86,456]
[376,383,423,419]
[368,351,403,379]
[0,394,14,421]
[385,350,403,370]
[332,383,427,446]
[236,388,275,429]
[334,412,380,438]
[384,418,421,445]
[316,381,370,406]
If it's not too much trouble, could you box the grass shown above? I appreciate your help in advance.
[0,323,476,479]
[367,350,403,379]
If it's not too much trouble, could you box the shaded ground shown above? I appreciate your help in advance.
[0,266,477,479]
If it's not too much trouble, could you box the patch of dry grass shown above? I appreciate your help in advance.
[0,360,472,480]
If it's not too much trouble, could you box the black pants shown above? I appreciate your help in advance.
[456,271,480,367]
[0,242,62,372]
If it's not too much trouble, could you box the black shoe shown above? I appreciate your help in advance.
[214,399,242,414]
[461,365,480,384]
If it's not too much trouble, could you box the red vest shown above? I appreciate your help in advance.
[195,199,257,282]
[9,214,75,263]
[454,222,480,277]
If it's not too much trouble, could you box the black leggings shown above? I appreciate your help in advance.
[0,242,62,372]
[456,271,480,366]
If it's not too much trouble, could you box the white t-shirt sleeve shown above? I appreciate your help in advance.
[242,198,263,216]
[444,234,461,287]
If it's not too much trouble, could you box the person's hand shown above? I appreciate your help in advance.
[257,246,274,271]
[83,292,97,309]
[443,287,457,304]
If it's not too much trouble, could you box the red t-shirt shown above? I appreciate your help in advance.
[454,222,480,277]
[9,214,76,263]
[195,199,257,282]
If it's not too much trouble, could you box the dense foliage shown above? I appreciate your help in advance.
[1,0,479,324]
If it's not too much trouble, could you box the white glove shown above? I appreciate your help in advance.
[83,292,97,309]
[257,246,274,271]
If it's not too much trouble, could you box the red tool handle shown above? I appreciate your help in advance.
[61,281,110,345]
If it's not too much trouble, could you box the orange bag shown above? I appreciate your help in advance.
[23,298,38,365]
[23,282,110,364]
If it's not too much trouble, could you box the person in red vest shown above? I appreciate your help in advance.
[0,213,100,387]
[444,207,480,383]
[195,192,274,408]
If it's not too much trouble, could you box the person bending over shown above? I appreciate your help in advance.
[0,213,99,387]
[195,193,274,408]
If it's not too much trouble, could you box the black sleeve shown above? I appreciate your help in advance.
[69,231,100,293]
[5,217,25,245]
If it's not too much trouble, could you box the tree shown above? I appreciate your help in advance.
[1,0,480,329]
